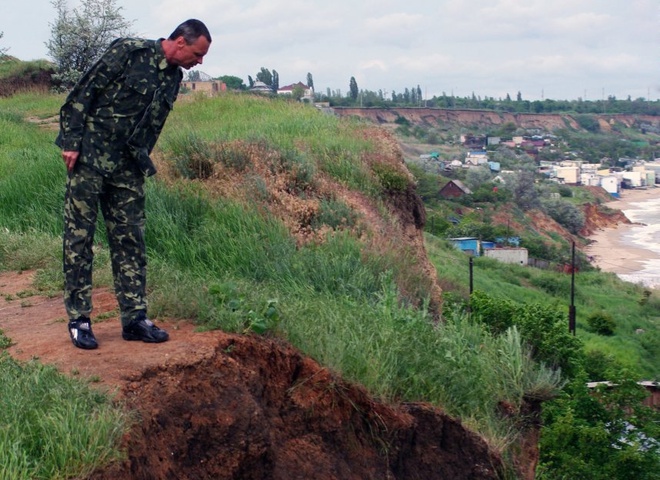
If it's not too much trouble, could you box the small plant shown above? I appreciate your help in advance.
[206,282,280,335]
[217,142,251,171]
[311,198,358,230]
[639,289,652,306]
[166,132,215,179]
[0,329,11,349]
[586,311,616,336]
[372,163,409,192]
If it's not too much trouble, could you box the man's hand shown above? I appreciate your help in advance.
[62,151,79,172]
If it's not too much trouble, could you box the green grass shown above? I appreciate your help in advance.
[425,233,660,379]
[162,94,378,192]
[0,354,128,480]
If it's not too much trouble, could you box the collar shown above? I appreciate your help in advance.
[155,39,170,71]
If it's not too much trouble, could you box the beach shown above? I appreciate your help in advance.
[585,187,660,287]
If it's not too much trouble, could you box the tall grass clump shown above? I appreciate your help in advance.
[280,275,562,451]
[0,108,64,236]
[161,94,378,193]
[0,354,128,480]
[146,181,297,283]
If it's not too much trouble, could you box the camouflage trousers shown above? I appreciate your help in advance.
[63,161,147,327]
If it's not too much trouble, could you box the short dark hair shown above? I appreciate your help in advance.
[169,19,211,44]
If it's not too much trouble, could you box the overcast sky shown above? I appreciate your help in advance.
[2,0,658,101]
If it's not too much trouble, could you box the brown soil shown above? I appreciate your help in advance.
[0,270,503,479]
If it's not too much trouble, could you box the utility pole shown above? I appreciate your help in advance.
[569,242,576,335]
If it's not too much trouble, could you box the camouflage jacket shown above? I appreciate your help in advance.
[56,38,182,177]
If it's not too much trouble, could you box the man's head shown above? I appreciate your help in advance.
[164,19,211,69]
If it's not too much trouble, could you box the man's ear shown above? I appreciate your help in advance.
[175,36,187,48]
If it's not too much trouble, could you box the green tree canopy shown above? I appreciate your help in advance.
[349,76,358,101]
[218,75,246,90]
[256,67,273,86]
[0,31,8,59]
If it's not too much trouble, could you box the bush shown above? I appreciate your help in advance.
[470,291,584,377]
[586,311,616,336]
[541,197,585,234]
[372,163,409,192]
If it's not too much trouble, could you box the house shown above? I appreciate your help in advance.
[483,247,529,266]
[622,170,644,187]
[556,166,580,185]
[181,80,225,95]
[447,159,464,170]
[449,237,481,256]
[277,82,314,101]
[439,180,472,199]
[249,81,273,94]
[465,150,488,166]
[600,175,619,195]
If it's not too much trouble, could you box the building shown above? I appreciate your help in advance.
[449,237,481,256]
[556,166,580,185]
[277,82,314,101]
[465,151,489,166]
[439,180,472,199]
[180,80,225,95]
[249,81,273,94]
[483,247,529,266]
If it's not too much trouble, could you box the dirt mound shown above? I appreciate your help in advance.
[1,271,503,479]
[94,336,502,480]
[0,64,55,97]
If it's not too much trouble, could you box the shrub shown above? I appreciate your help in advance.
[470,291,584,377]
[311,198,358,230]
[586,311,616,336]
[372,163,409,192]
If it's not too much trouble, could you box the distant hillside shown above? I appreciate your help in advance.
[334,106,660,135]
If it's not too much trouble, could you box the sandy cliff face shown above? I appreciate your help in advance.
[334,107,660,133]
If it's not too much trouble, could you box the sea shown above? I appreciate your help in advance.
[614,194,660,289]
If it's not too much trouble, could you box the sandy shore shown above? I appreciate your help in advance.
[584,188,660,274]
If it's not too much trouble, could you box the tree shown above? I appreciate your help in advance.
[291,84,305,101]
[0,31,9,59]
[47,0,134,86]
[306,72,314,89]
[465,166,493,191]
[349,76,358,101]
[271,69,279,92]
[218,75,246,90]
[256,67,273,86]
[186,70,201,82]
[509,170,540,211]
[541,197,585,234]
[540,376,660,479]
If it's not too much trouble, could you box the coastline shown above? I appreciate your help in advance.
[584,187,660,276]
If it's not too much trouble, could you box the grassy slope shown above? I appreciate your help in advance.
[425,234,659,378]
[0,89,657,477]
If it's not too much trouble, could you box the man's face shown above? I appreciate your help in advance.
[173,36,211,70]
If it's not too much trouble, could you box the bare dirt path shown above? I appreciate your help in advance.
[0,270,224,391]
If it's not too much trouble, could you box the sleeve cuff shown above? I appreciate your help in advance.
[60,137,82,152]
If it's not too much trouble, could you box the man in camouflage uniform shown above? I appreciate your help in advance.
[56,19,211,349]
